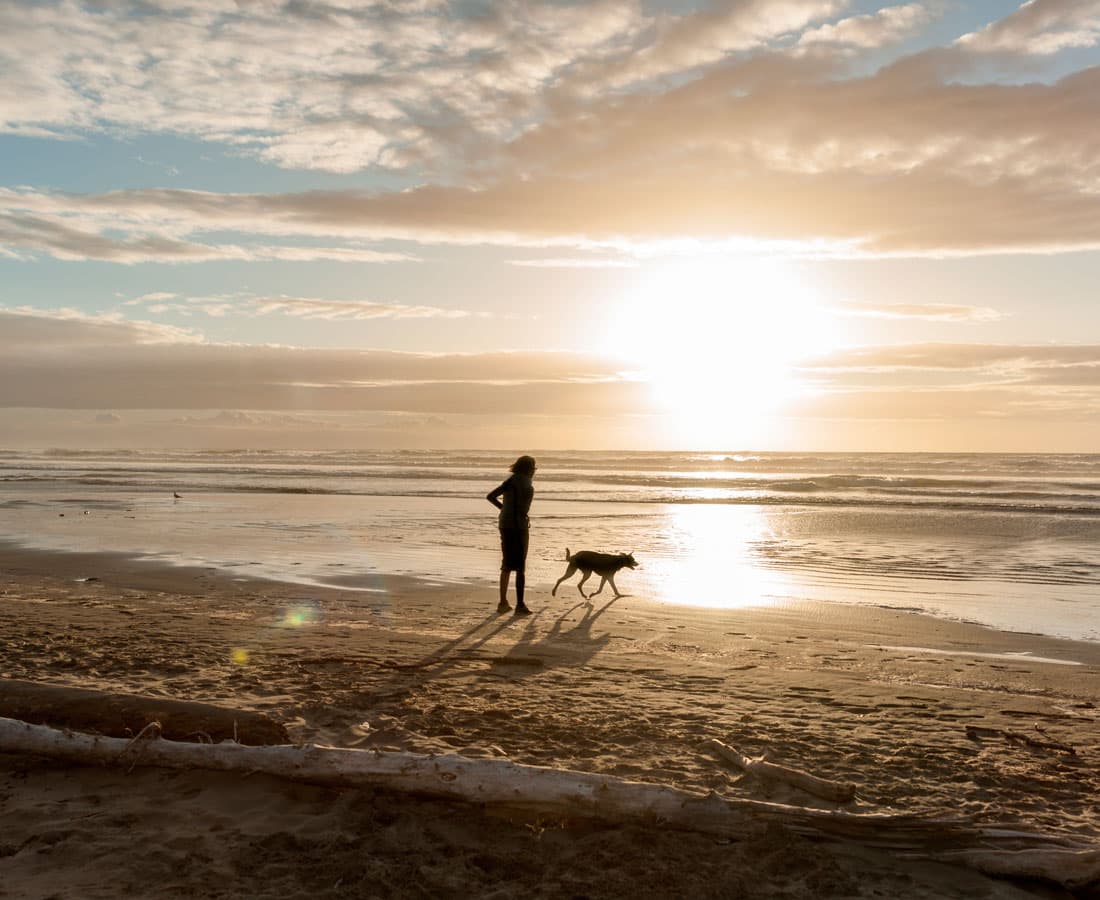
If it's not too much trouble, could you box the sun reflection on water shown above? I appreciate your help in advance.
[643,504,793,609]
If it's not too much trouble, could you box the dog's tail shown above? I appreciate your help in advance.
[565,547,572,561]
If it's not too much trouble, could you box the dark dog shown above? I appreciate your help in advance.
[552,547,638,599]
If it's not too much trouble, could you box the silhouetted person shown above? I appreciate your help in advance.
[486,455,536,616]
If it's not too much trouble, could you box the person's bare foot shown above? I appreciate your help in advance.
[513,604,531,617]
[496,602,512,613]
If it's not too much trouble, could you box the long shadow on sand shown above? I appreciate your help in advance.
[372,597,620,700]
[496,597,619,676]
[317,599,624,750]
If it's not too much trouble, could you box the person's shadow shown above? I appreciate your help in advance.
[381,611,515,681]
[493,597,619,677]
[371,596,620,695]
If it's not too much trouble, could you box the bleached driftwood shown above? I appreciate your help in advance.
[934,848,1100,891]
[704,738,856,803]
[0,679,288,745]
[1,717,1097,890]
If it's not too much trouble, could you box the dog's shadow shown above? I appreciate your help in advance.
[494,596,619,676]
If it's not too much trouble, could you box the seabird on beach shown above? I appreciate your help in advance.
[173,492,182,499]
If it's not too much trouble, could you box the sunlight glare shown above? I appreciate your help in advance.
[606,257,835,448]
[645,504,792,609]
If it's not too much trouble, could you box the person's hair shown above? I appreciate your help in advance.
[510,455,537,477]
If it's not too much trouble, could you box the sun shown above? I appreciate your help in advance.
[604,256,835,448]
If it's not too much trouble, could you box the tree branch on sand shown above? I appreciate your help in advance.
[1,717,1097,891]
[965,724,1076,756]
[703,738,857,803]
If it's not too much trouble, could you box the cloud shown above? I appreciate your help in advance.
[0,306,204,346]
[786,384,1100,421]
[782,340,1100,433]
[2,3,1100,258]
[167,410,457,433]
[125,293,478,321]
[3,309,1098,447]
[4,41,1100,260]
[0,209,225,263]
[799,3,935,48]
[0,0,651,174]
[571,0,846,91]
[246,296,473,321]
[0,406,655,451]
[957,0,1100,55]
[0,306,642,413]
[507,257,637,268]
[0,200,420,263]
[800,342,1100,402]
[1026,363,1100,385]
[237,246,418,263]
[832,300,1004,321]
[808,342,1100,371]
[171,410,341,429]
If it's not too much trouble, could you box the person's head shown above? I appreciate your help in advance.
[510,455,537,477]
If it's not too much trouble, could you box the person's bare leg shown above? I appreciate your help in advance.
[513,569,530,616]
[498,571,511,612]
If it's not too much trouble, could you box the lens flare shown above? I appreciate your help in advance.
[230,648,250,665]
[279,602,320,628]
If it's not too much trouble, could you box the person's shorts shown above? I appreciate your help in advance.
[499,527,529,572]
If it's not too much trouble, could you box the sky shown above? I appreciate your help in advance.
[3,0,1100,452]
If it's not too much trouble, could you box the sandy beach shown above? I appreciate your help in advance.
[2,543,1099,899]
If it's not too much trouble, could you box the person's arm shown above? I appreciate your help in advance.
[486,480,507,510]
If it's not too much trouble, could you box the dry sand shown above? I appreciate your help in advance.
[1,544,1099,899]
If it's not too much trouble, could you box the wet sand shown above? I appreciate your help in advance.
[1,544,1099,899]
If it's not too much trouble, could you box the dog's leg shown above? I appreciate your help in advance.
[552,563,577,597]
[608,573,622,598]
[590,576,607,598]
[576,570,592,599]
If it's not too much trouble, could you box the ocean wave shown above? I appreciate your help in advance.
[5,474,1100,516]
[4,450,1100,518]
[5,462,1099,491]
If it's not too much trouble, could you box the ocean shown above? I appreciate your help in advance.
[2,449,1098,642]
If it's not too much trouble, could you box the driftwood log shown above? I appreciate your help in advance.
[704,738,856,803]
[0,679,288,745]
[1,717,1098,890]
[934,847,1100,888]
